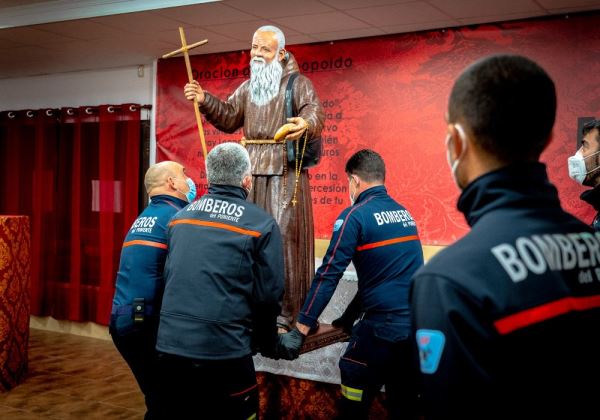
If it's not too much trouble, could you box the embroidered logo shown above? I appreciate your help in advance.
[416,329,445,374]
[333,219,344,232]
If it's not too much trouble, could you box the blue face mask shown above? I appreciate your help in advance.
[185,177,197,202]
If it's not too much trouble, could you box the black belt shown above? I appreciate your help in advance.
[111,304,155,316]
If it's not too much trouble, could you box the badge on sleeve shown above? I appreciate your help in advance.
[416,329,445,374]
[333,219,344,232]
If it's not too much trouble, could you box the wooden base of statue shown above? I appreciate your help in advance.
[300,324,350,354]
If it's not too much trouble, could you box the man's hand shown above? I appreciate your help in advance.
[283,117,308,141]
[277,327,306,360]
[331,295,361,335]
[331,315,355,336]
[184,80,205,104]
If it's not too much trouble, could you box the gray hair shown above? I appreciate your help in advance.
[206,142,251,186]
[256,25,285,51]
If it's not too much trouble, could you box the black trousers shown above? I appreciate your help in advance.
[338,319,419,420]
[110,318,160,419]
[155,352,258,420]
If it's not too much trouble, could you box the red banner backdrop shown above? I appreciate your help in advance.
[157,12,600,244]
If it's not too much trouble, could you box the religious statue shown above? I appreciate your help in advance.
[184,25,325,331]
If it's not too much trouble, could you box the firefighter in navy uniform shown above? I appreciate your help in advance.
[155,143,285,419]
[279,149,423,420]
[411,54,600,420]
[568,119,600,231]
[110,160,195,419]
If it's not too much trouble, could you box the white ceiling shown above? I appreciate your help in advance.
[0,0,598,79]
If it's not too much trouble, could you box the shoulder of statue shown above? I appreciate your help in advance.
[294,72,316,91]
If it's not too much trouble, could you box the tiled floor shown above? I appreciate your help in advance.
[0,328,145,419]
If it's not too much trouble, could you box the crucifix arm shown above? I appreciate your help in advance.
[161,28,209,158]
[162,39,207,59]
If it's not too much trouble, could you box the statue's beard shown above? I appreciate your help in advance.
[249,57,283,106]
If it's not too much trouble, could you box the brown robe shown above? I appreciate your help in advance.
[199,52,325,329]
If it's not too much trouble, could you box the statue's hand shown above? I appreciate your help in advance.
[283,117,308,141]
[184,80,205,104]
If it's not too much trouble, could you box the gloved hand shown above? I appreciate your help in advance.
[250,319,280,360]
[259,339,280,360]
[277,328,306,360]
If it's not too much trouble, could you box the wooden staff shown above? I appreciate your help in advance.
[162,28,208,158]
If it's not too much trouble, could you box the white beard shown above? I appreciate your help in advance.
[249,57,283,106]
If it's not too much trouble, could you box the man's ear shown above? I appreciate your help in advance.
[242,174,252,190]
[446,124,460,161]
[448,123,468,160]
[278,49,286,62]
[166,176,177,191]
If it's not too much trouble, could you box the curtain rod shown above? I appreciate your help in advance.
[5,105,152,118]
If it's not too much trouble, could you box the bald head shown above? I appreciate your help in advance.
[144,161,189,200]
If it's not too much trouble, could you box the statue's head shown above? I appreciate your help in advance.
[248,26,287,106]
[251,25,286,64]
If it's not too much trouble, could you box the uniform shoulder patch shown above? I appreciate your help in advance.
[333,219,344,232]
[416,329,445,374]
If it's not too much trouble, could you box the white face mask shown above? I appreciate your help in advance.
[568,150,600,185]
[175,177,196,202]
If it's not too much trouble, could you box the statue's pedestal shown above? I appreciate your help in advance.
[254,268,357,384]
[254,267,387,417]
[0,215,31,392]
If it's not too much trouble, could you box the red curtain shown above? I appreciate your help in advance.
[0,105,142,325]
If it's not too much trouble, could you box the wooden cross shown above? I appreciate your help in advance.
[162,28,209,159]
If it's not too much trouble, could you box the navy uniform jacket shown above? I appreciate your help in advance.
[297,185,424,331]
[156,184,284,360]
[411,163,600,420]
[580,186,600,231]
[111,194,187,334]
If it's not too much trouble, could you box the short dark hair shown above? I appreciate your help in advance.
[582,119,600,140]
[345,149,385,182]
[448,54,556,162]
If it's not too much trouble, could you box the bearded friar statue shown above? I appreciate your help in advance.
[184,25,325,333]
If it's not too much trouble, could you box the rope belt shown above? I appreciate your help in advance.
[239,129,309,208]
[239,138,284,146]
